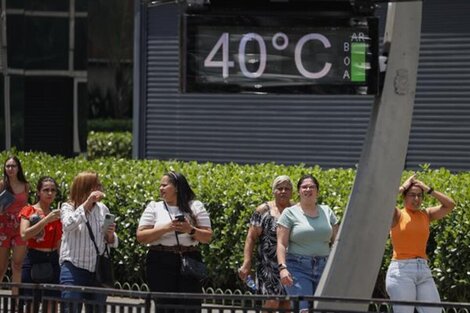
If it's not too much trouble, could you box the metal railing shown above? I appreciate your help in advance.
[0,283,469,313]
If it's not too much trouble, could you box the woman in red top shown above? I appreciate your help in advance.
[19,176,62,313]
[0,156,29,292]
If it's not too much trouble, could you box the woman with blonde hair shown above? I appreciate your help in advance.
[238,175,293,310]
[59,171,118,313]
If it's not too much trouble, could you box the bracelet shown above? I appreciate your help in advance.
[427,187,434,195]
[278,263,287,271]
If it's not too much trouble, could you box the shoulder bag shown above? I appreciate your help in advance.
[163,202,208,282]
[85,220,115,288]
[31,217,56,283]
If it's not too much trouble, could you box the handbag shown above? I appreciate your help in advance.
[95,248,114,288]
[85,221,115,288]
[163,202,208,282]
[180,254,208,281]
[31,262,54,283]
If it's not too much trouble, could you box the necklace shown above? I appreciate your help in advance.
[300,203,318,217]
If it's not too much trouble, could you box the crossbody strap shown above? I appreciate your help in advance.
[85,220,101,255]
[85,218,110,257]
[163,202,183,254]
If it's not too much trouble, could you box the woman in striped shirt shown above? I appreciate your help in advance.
[59,171,118,313]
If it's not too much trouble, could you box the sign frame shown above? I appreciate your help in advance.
[180,13,379,95]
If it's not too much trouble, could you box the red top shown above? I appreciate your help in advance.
[19,205,62,249]
[6,188,28,215]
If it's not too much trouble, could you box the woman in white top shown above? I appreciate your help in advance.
[60,171,118,313]
[137,171,212,313]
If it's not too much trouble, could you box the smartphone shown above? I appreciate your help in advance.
[174,214,185,222]
[102,213,115,232]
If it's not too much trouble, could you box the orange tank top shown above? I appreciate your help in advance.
[390,208,430,260]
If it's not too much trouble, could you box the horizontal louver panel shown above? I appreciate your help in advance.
[141,2,470,171]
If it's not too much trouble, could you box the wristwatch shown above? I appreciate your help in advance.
[189,227,196,235]
[278,263,287,270]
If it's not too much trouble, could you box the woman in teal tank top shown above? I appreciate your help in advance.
[277,174,339,312]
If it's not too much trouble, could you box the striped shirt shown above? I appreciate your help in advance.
[59,201,119,272]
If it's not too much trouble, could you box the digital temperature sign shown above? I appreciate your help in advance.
[181,14,379,95]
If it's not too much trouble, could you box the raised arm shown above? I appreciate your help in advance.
[20,209,61,240]
[412,180,456,221]
[393,174,417,227]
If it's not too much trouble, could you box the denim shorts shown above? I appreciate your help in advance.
[285,253,328,310]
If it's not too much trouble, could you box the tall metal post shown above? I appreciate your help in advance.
[1,0,11,149]
[315,1,422,310]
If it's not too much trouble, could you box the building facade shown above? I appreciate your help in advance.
[0,0,87,156]
[134,0,470,171]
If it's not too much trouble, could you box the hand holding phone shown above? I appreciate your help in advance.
[174,214,185,222]
[102,213,115,232]
[173,214,185,234]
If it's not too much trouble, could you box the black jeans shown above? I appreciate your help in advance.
[146,249,203,313]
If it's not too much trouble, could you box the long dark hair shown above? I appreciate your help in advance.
[166,171,197,222]
[2,156,28,192]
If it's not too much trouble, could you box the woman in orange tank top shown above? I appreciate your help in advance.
[386,174,455,313]
[0,156,30,295]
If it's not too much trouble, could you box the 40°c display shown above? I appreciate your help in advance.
[204,32,368,81]
[181,14,379,94]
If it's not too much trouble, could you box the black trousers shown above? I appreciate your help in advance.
[146,250,203,313]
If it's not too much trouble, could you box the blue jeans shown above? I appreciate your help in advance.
[386,259,441,313]
[285,253,328,310]
[60,261,106,313]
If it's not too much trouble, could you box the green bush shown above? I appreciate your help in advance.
[87,131,132,160]
[88,119,132,132]
[2,151,469,301]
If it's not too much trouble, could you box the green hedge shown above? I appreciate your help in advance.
[88,119,132,132]
[3,151,469,301]
[87,131,132,160]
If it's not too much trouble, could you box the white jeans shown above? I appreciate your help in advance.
[386,259,442,313]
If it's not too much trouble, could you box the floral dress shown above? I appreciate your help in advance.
[250,203,286,295]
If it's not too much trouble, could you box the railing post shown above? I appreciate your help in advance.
[145,293,152,313]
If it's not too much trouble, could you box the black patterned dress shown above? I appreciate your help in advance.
[250,203,286,295]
